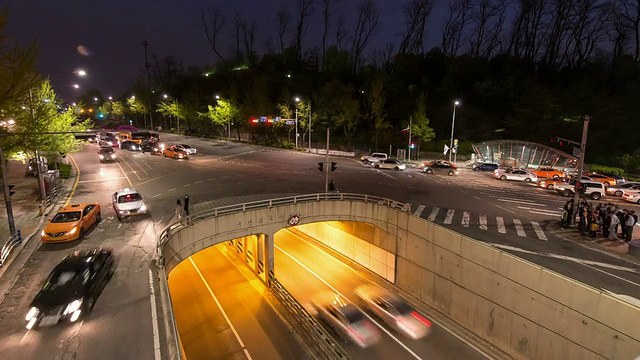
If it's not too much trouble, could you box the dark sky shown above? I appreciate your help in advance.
[6,1,447,101]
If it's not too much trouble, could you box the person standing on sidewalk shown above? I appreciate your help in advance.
[609,212,620,240]
[625,211,636,242]
[184,194,190,216]
[175,199,183,220]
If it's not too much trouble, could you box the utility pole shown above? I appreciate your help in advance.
[325,128,330,193]
[308,106,312,152]
[142,40,154,130]
[572,115,589,224]
[0,146,16,236]
[295,108,299,148]
[407,116,412,161]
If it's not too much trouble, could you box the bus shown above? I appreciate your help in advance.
[118,131,158,144]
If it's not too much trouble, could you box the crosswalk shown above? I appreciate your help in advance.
[414,206,549,241]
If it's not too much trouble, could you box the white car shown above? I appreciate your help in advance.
[373,159,406,171]
[622,191,640,204]
[112,188,148,221]
[493,169,538,183]
[605,183,640,197]
[175,144,196,155]
[354,284,431,339]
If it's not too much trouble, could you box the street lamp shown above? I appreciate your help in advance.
[163,94,180,133]
[449,100,460,163]
[294,97,300,148]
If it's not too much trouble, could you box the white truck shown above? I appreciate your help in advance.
[360,152,388,164]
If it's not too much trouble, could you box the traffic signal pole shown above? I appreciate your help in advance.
[572,115,589,225]
[0,146,16,236]
[325,128,330,193]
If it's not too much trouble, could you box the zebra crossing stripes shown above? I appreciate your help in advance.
[461,211,470,227]
[496,217,506,234]
[513,219,526,237]
[444,209,455,224]
[531,222,548,241]
[428,207,439,221]
[413,205,426,217]
[479,214,488,230]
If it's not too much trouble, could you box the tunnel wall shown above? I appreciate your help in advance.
[159,198,640,359]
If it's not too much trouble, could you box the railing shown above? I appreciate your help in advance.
[0,230,22,267]
[39,186,59,214]
[269,277,351,360]
[157,193,410,258]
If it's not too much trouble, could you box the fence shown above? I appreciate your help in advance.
[0,230,22,267]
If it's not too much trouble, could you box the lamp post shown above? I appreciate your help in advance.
[142,41,154,130]
[163,94,180,133]
[449,100,460,163]
[294,97,300,148]
[308,105,312,152]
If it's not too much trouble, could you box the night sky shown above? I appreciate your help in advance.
[6,1,447,101]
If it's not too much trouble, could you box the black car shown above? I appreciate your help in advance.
[98,146,117,163]
[25,248,115,330]
[120,140,140,151]
[140,141,161,155]
[472,162,499,171]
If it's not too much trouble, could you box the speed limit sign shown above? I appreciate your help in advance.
[288,215,300,226]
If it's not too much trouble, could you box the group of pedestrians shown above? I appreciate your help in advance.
[561,199,637,242]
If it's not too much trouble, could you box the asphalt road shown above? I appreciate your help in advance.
[0,133,639,359]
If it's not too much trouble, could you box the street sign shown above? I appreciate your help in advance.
[286,121,294,125]
[260,116,267,122]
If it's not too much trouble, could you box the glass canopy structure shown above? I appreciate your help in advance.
[472,140,578,170]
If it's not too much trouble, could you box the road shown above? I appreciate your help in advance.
[0,133,638,359]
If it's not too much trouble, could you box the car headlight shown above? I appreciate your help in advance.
[139,204,147,212]
[107,141,112,146]
[41,230,46,237]
[111,154,116,159]
[99,155,104,159]
[64,299,83,315]
[68,227,77,235]
[25,306,39,321]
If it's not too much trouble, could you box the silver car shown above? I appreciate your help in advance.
[373,159,406,171]
[175,144,197,155]
[605,182,640,197]
[354,284,431,339]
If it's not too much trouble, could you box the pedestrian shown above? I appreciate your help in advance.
[609,212,620,240]
[175,199,183,220]
[625,211,636,242]
[602,210,611,238]
[184,194,190,216]
[588,211,599,237]
[561,209,570,228]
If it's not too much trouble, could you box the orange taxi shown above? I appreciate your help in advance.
[41,203,101,243]
[537,178,569,190]
[531,167,565,179]
[584,173,616,187]
[161,145,189,159]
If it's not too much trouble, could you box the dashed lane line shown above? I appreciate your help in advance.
[168,188,176,192]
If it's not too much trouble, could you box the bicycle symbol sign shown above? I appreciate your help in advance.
[288,215,300,226]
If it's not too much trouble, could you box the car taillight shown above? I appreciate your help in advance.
[410,311,432,327]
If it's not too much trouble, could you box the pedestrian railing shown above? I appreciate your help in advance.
[39,186,59,215]
[0,230,22,267]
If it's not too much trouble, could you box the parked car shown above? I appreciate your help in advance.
[112,188,148,221]
[360,152,388,164]
[25,248,115,330]
[472,162,499,172]
[311,292,380,348]
[354,284,431,339]
[26,156,48,176]
[422,160,459,176]
[120,140,140,151]
[161,145,189,159]
[493,169,538,183]
[530,167,565,179]
[41,203,101,243]
[98,147,117,163]
[605,182,640,197]
[373,159,406,171]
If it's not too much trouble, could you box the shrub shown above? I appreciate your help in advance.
[281,141,295,149]
[169,128,176,133]
[586,164,625,176]
[57,163,72,179]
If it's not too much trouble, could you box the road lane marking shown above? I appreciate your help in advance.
[413,205,425,217]
[479,214,488,230]
[513,219,526,237]
[77,177,127,183]
[115,158,135,187]
[461,212,470,227]
[496,217,506,233]
[168,188,176,192]
[208,178,216,181]
[496,198,540,204]
[117,154,145,181]
[148,270,162,360]
[531,221,547,241]
[444,209,455,224]
[195,180,203,184]
[530,210,562,216]
[152,194,162,198]
[427,207,439,221]
[188,257,252,360]
[182,184,190,187]
[63,154,81,207]
[473,196,481,200]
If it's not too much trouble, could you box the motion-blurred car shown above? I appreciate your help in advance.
[119,140,140,151]
[98,146,116,163]
[555,180,604,200]
[422,160,459,176]
[583,173,617,187]
[311,292,380,348]
[112,188,148,221]
[140,141,161,154]
[530,167,565,179]
[493,169,538,183]
[606,182,640,197]
[25,248,115,330]
[41,203,101,243]
[161,145,189,159]
[174,144,196,155]
[98,135,118,147]
[601,172,626,184]
[354,284,431,339]
[622,191,640,204]
[373,159,406,171]
[472,162,499,172]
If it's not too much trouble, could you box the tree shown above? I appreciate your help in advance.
[276,6,291,54]
[440,0,472,57]
[321,0,340,71]
[199,98,239,133]
[350,0,380,72]
[294,0,314,61]
[368,76,389,149]
[411,92,435,144]
[201,7,227,65]
[397,0,435,55]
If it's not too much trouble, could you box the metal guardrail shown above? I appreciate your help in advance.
[40,186,59,211]
[157,192,410,257]
[0,230,22,267]
[269,276,351,360]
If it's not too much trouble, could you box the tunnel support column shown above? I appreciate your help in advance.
[265,233,275,284]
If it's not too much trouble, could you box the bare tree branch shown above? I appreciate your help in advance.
[350,0,379,72]
[201,7,227,65]
[321,0,340,71]
[294,0,314,61]
[276,6,291,54]
[398,0,435,54]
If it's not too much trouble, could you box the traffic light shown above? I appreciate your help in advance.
[559,140,563,146]
[8,184,15,197]
[409,143,415,149]
[317,162,324,172]
[330,162,337,172]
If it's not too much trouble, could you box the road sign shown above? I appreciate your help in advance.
[286,121,294,125]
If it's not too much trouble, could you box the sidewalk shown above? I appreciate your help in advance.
[548,219,640,262]
[0,161,42,242]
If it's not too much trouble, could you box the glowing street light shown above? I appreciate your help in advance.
[108,96,113,100]
[72,84,80,89]
[74,69,87,76]
[449,100,461,163]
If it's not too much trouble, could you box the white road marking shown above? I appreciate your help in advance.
[413,205,426,217]
[78,177,127,183]
[168,188,176,192]
[496,198,540,204]
[513,219,526,237]
[496,217,506,233]
[602,289,640,306]
[188,257,252,359]
[529,210,562,216]
[427,207,439,221]
[479,214,488,230]
[182,184,190,187]
[152,194,162,198]
[461,212,470,227]
[208,178,216,181]
[531,221,547,240]
[473,195,481,200]
[195,180,203,184]
[444,209,455,224]
[148,270,162,360]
